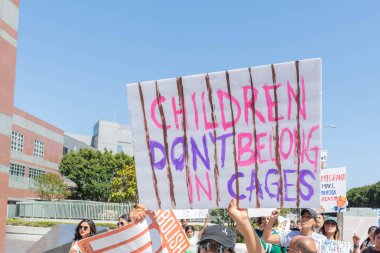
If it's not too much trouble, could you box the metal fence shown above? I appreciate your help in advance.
[7,204,17,218]
[16,200,133,221]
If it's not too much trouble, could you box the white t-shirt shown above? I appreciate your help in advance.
[279,230,326,247]
[185,232,199,253]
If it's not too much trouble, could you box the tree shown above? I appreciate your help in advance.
[33,173,71,200]
[347,181,380,208]
[110,160,138,203]
[59,148,133,202]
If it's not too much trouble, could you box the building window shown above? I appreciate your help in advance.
[11,131,24,152]
[9,163,25,181]
[29,168,45,179]
[117,144,123,153]
[34,140,44,158]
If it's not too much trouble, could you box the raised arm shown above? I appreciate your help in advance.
[352,233,361,253]
[197,217,208,239]
[262,209,280,245]
[227,199,265,253]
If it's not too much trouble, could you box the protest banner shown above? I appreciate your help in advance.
[127,58,322,209]
[173,209,208,219]
[320,167,347,212]
[315,239,351,253]
[77,210,189,253]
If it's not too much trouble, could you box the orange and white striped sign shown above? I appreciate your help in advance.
[77,210,190,253]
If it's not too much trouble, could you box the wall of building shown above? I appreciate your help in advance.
[93,120,133,156]
[9,108,64,201]
[63,133,94,154]
[0,0,20,250]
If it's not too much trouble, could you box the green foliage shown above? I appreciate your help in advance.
[280,208,291,216]
[110,160,138,203]
[347,181,380,208]
[33,173,71,200]
[6,218,117,229]
[59,148,133,202]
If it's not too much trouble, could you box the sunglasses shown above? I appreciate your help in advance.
[79,225,89,231]
[117,222,125,227]
[200,241,233,253]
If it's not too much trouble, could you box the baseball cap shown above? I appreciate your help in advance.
[198,224,236,249]
[301,208,317,221]
[324,216,337,224]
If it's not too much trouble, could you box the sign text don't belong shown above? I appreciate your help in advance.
[127,58,322,210]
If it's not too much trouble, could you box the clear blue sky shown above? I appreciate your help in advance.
[14,1,380,189]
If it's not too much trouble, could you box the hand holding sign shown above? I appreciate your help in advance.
[129,203,147,222]
[271,209,280,219]
[227,198,250,232]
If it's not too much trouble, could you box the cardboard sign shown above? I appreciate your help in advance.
[320,167,347,212]
[247,208,276,218]
[315,239,351,253]
[173,209,208,219]
[127,58,322,209]
[77,210,190,253]
[342,215,378,243]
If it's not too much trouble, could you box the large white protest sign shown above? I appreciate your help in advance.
[315,239,351,253]
[127,58,322,209]
[320,167,347,212]
[77,210,189,253]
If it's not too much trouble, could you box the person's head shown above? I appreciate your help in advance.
[118,213,130,227]
[197,225,236,253]
[320,216,340,240]
[181,219,188,227]
[316,214,325,228]
[372,228,380,249]
[287,235,317,253]
[360,226,378,249]
[74,219,96,241]
[300,209,317,230]
[368,226,379,242]
[257,216,271,229]
[185,225,196,239]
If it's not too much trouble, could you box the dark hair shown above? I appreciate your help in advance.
[119,213,131,222]
[373,228,380,239]
[320,220,341,240]
[185,225,195,233]
[73,219,97,241]
[256,217,278,227]
[360,226,378,250]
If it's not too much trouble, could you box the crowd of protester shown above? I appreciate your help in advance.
[68,203,380,253]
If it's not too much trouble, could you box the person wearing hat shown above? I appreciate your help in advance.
[262,208,326,247]
[196,198,265,253]
[197,224,237,253]
[320,216,341,240]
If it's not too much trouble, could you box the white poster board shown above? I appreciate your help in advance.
[315,239,351,253]
[342,216,378,243]
[127,58,322,209]
[247,208,276,218]
[173,209,208,219]
[77,210,189,253]
[320,167,347,212]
